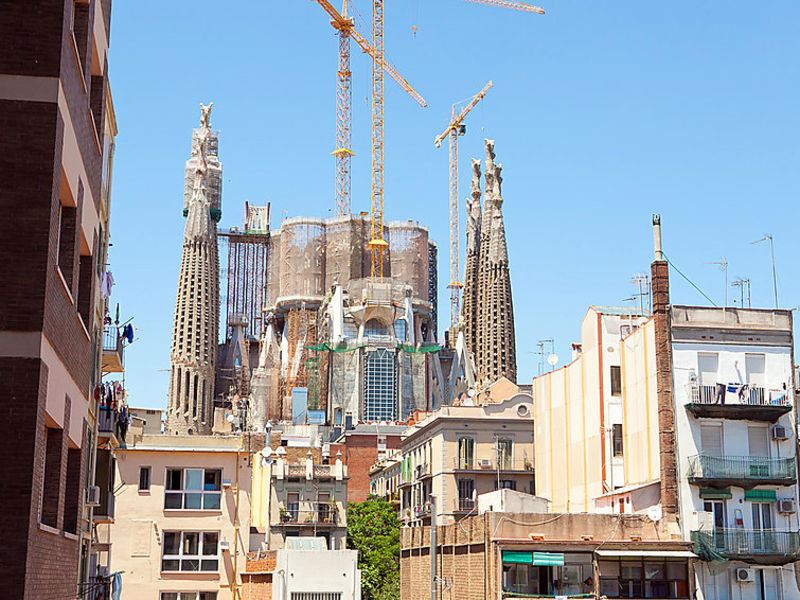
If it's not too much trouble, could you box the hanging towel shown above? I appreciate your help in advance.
[100,271,114,299]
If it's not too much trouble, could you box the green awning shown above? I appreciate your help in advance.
[534,552,565,566]
[502,551,532,564]
[744,489,777,502]
[700,488,732,500]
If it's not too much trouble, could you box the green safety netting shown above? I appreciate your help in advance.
[398,343,441,354]
[690,531,727,563]
[305,342,441,354]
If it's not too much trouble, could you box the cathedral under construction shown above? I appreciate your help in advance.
[166,111,519,433]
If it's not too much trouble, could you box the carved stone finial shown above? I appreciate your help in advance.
[484,139,496,163]
[200,102,213,128]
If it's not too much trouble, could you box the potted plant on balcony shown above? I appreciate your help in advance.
[279,507,291,523]
[524,459,533,471]
[304,513,315,523]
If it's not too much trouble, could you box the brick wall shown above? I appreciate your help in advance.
[344,434,402,502]
[243,551,276,600]
[401,517,489,600]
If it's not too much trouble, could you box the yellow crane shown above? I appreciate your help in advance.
[463,0,545,13]
[311,0,426,229]
[434,81,493,330]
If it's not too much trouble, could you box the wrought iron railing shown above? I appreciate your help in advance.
[102,326,122,353]
[692,529,800,558]
[687,455,796,481]
[452,457,534,471]
[456,497,476,512]
[278,506,338,525]
[689,384,787,407]
[98,406,117,433]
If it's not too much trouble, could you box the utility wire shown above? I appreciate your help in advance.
[661,252,718,307]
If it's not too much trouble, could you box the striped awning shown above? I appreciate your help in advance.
[744,489,777,502]
[502,551,565,566]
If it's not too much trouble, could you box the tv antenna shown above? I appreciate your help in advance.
[751,234,778,308]
[705,256,728,308]
[536,339,555,375]
[731,278,751,308]
[630,273,651,314]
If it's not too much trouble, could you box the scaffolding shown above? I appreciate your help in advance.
[220,231,270,340]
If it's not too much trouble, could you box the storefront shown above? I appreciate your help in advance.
[501,548,695,599]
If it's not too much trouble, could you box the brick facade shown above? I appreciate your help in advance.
[0,1,113,597]
[342,433,402,502]
[242,551,276,600]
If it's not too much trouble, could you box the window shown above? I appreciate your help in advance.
[457,479,475,511]
[497,438,513,469]
[394,319,407,341]
[364,349,397,421]
[612,424,624,457]
[458,437,474,469]
[498,480,516,491]
[41,426,63,528]
[161,593,217,600]
[164,469,221,510]
[139,466,151,491]
[610,366,622,396]
[161,531,219,572]
[599,560,689,599]
[365,318,391,340]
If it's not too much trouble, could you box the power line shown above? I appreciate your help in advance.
[661,252,718,307]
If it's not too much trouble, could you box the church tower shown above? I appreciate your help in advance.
[463,139,517,385]
[166,104,222,435]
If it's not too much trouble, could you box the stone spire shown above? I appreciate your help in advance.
[166,103,222,435]
[461,159,482,359]
[468,139,517,385]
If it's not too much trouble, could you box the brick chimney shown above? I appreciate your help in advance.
[651,215,679,515]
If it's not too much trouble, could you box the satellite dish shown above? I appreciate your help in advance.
[226,413,235,423]
[261,457,274,468]
[547,353,559,367]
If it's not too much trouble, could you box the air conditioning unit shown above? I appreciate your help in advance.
[736,568,755,583]
[479,458,493,468]
[219,540,230,552]
[779,499,796,514]
[85,485,101,507]
[772,425,789,441]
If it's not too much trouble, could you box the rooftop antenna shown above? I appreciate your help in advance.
[631,273,651,314]
[751,234,778,308]
[731,278,751,308]
[536,339,553,375]
[705,256,728,309]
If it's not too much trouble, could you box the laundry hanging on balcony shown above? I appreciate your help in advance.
[100,270,115,299]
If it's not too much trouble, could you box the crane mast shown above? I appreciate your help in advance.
[435,81,493,329]
[368,0,388,277]
[332,1,353,216]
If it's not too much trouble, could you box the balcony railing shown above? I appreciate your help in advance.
[692,529,800,565]
[452,457,534,472]
[94,489,115,521]
[77,575,112,600]
[686,384,791,421]
[313,464,334,478]
[286,464,307,477]
[455,497,476,512]
[101,326,124,373]
[98,406,118,434]
[278,506,339,526]
[687,455,797,487]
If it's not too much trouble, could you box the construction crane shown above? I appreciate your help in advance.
[463,0,545,13]
[434,81,493,330]
[311,0,426,224]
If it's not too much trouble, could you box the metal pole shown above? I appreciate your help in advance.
[430,495,437,600]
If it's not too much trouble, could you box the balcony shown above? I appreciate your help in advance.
[93,489,115,523]
[77,574,112,599]
[275,504,339,527]
[692,530,800,565]
[685,384,791,422]
[313,464,334,478]
[687,455,797,489]
[454,497,476,512]
[101,326,124,373]
[452,457,534,473]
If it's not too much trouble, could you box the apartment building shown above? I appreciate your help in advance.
[0,1,116,597]
[251,445,348,550]
[533,306,651,512]
[109,434,252,600]
[393,386,534,525]
[401,512,695,600]
[370,449,402,508]
[533,217,800,600]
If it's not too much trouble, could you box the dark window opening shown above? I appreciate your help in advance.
[139,466,151,491]
[41,427,63,528]
[612,423,624,457]
[610,365,622,396]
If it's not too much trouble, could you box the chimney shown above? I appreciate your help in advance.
[652,214,664,261]
[650,215,678,515]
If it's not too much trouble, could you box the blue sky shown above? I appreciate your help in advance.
[107,1,800,410]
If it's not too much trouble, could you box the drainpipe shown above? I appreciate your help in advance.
[430,495,437,600]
